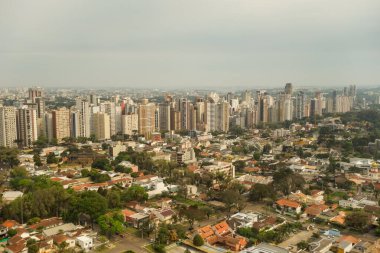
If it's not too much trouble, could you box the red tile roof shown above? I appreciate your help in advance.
[276,198,301,208]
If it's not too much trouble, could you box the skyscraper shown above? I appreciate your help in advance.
[76,99,91,138]
[52,107,71,142]
[92,112,110,140]
[121,114,138,136]
[0,106,17,148]
[16,108,38,147]
[138,99,156,138]
[28,87,43,103]
[158,103,171,132]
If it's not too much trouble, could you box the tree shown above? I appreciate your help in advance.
[249,183,276,202]
[66,191,108,227]
[97,212,125,238]
[273,168,305,195]
[46,152,59,164]
[106,190,121,208]
[180,206,206,228]
[262,144,272,154]
[88,170,111,183]
[122,185,148,203]
[233,160,246,172]
[193,234,204,246]
[27,239,39,253]
[115,165,132,174]
[253,152,261,161]
[221,189,246,212]
[33,154,42,167]
[297,241,308,250]
[345,211,371,232]
[0,147,20,168]
[92,158,112,171]
[7,229,17,237]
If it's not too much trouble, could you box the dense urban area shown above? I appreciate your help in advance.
[1,84,380,253]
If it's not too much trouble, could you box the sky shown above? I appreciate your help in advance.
[0,0,379,89]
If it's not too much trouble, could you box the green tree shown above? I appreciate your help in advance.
[115,165,132,174]
[0,147,20,168]
[33,153,42,167]
[92,158,112,171]
[97,212,125,238]
[221,189,246,212]
[66,191,108,227]
[249,183,276,201]
[345,211,371,232]
[297,241,308,250]
[193,234,204,246]
[273,168,305,195]
[121,185,148,203]
[46,152,59,164]
[233,160,246,172]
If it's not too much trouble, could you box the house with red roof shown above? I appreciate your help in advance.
[197,220,247,251]
[274,198,302,215]
[304,204,329,218]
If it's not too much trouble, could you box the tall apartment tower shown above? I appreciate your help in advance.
[52,108,71,142]
[92,112,110,140]
[285,83,293,95]
[16,108,38,147]
[216,101,230,132]
[100,102,118,136]
[138,99,156,138]
[121,114,138,136]
[28,87,43,103]
[76,99,91,138]
[295,91,306,119]
[0,106,17,147]
[158,103,171,131]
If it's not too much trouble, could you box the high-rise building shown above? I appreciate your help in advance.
[16,108,38,147]
[295,91,306,119]
[285,83,293,95]
[76,99,91,138]
[138,99,156,138]
[70,111,80,138]
[92,112,110,140]
[0,106,17,148]
[28,87,43,103]
[121,114,138,136]
[52,108,71,142]
[100,102,118,136]
[158,103,171,131]
[216,101,230,132]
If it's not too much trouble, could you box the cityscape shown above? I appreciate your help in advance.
[1,1,380,253]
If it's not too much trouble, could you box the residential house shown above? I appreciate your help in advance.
[197,221,247,251]
[337,235,360,253]
[304,204,329,218]
[76,235,93,251]
[227,212,260,230]
[274,199,302,215]
[152,209,176,224]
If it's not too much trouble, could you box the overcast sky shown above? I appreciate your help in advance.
[0,0,379,89]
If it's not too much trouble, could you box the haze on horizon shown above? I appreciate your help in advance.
[0,0,379,89]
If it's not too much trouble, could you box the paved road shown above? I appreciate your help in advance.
[102,234,150,253]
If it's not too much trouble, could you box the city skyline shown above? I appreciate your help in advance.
[1,0,379,89]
